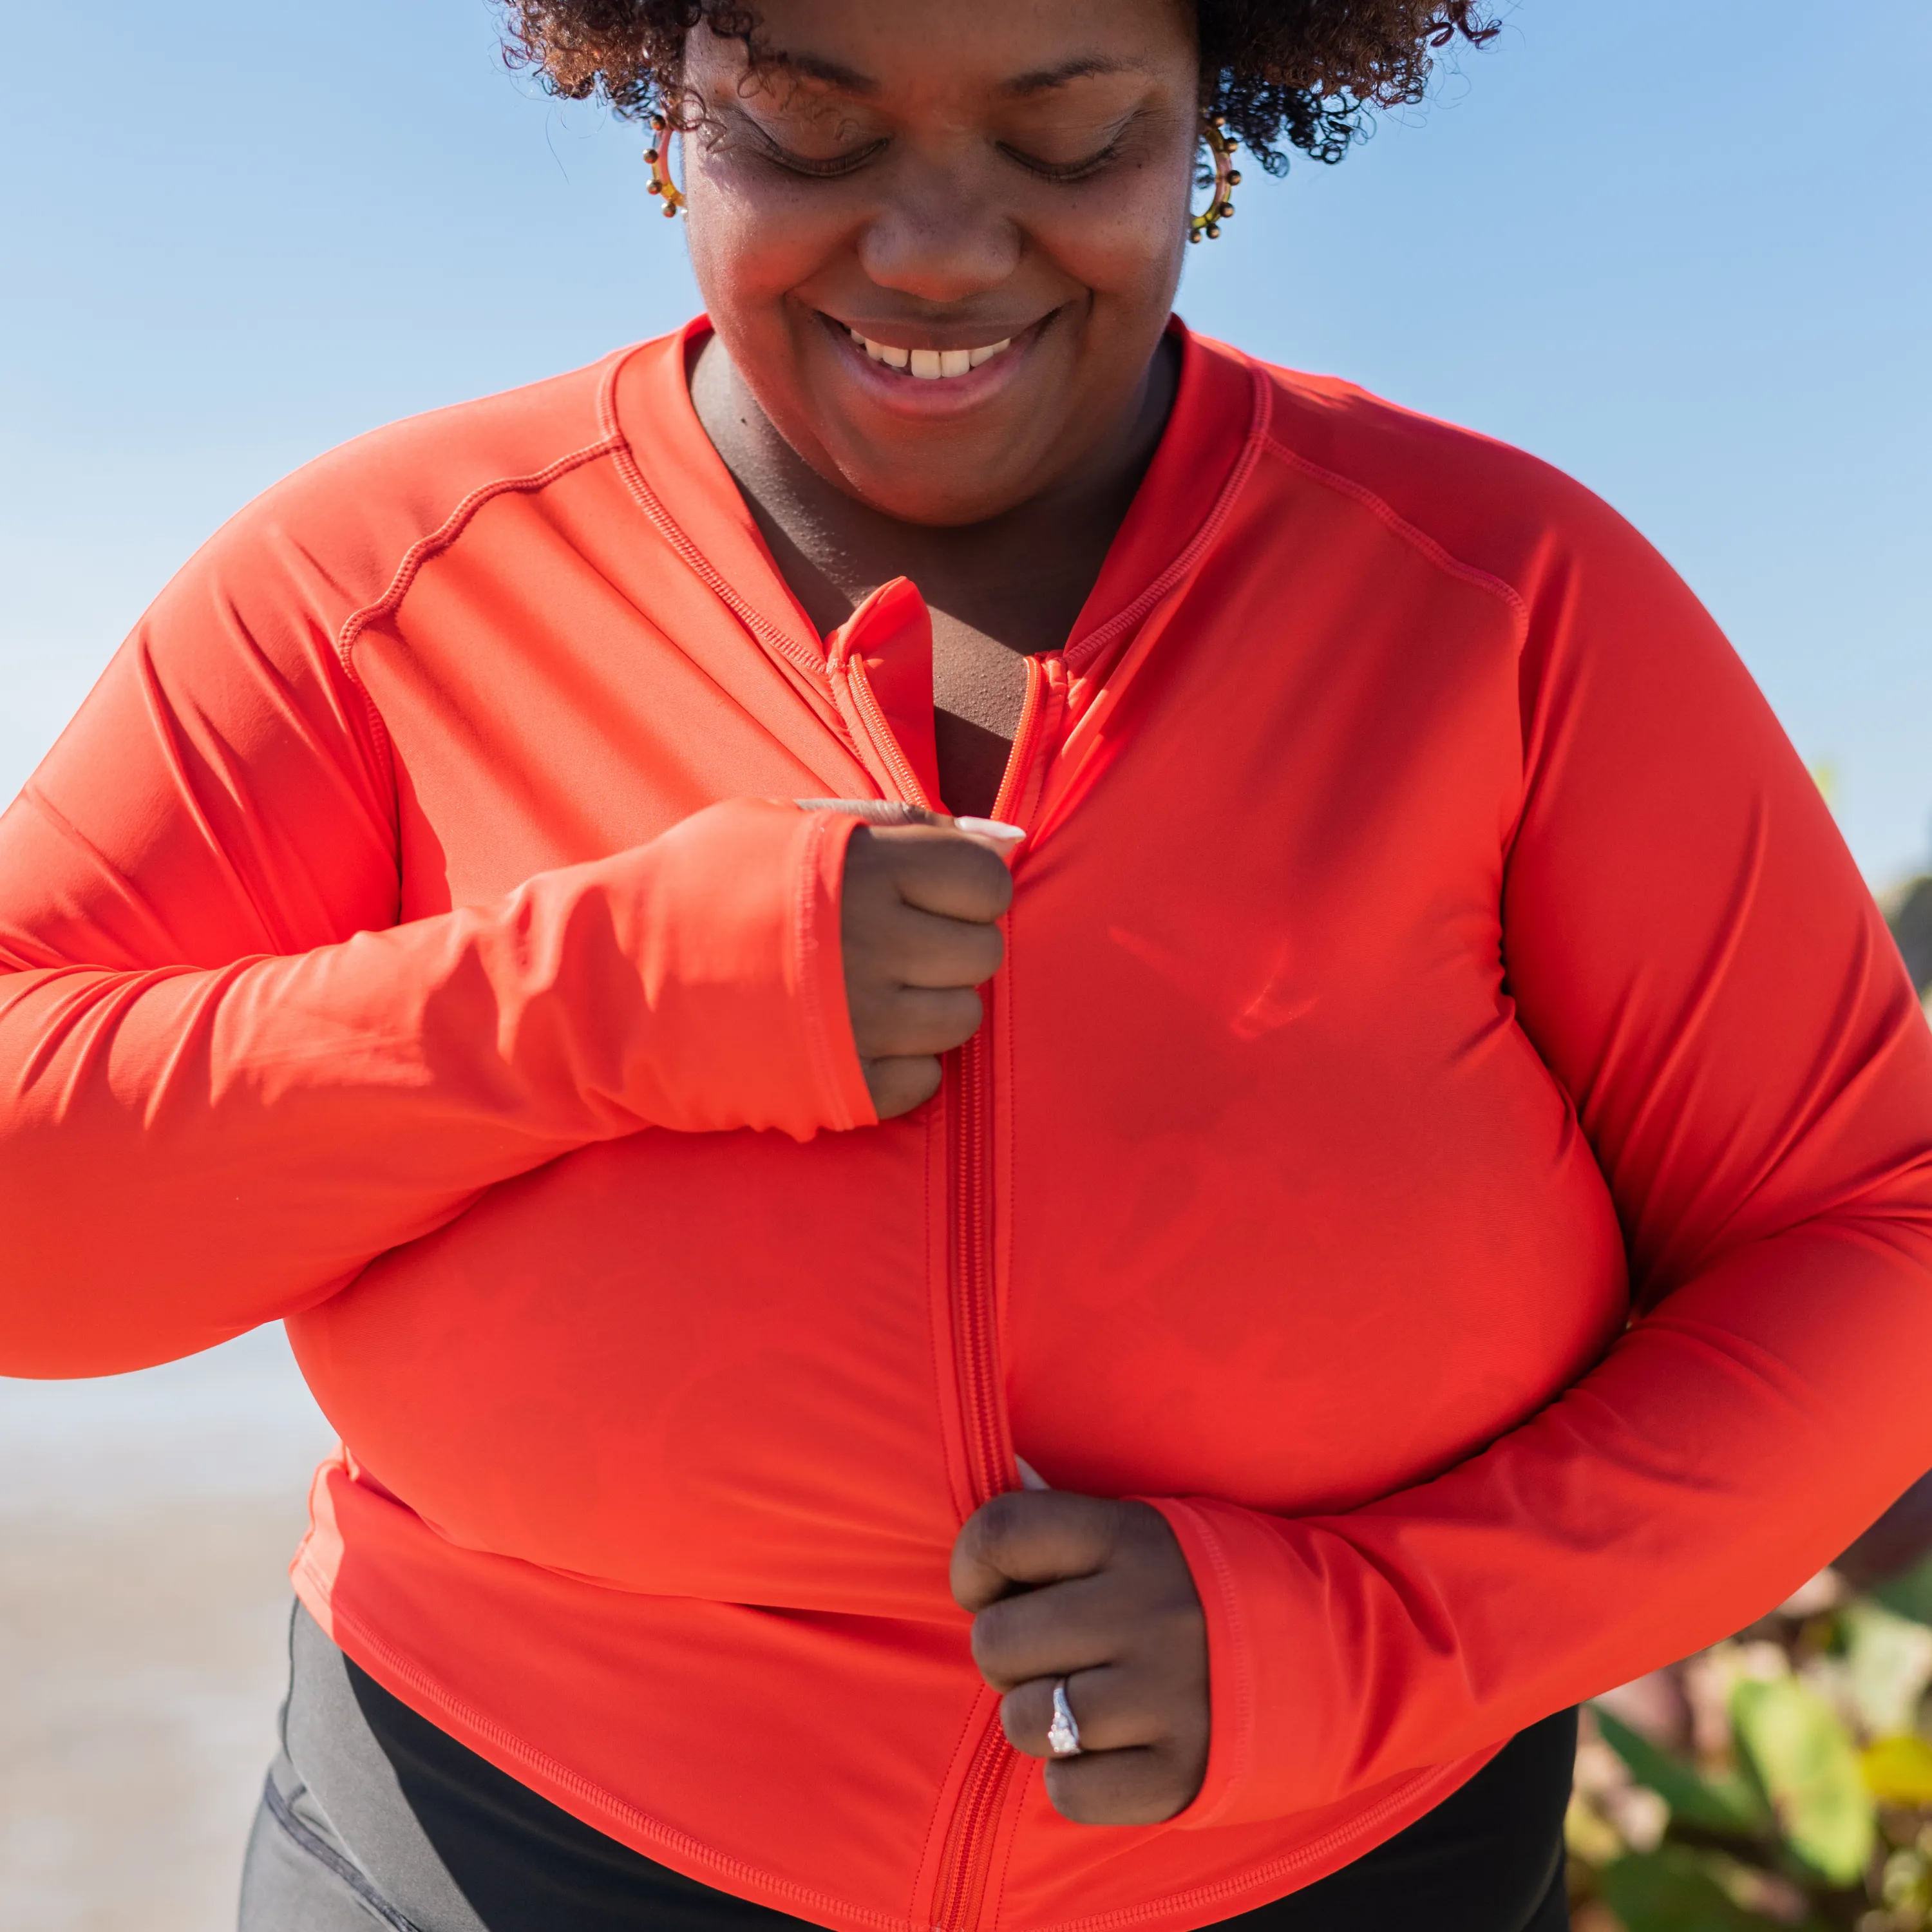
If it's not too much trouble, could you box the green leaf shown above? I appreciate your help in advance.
[1598,1849,1768,1932]
[1842,1601,1932,1738]
[1593,1706,1771,1837]
[1730,1676,1875,1886]
[1872,1553,1932,1629]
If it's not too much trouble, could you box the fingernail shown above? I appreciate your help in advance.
[954,817,1027,844]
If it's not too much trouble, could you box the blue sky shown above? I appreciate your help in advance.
[4,0,1928,881]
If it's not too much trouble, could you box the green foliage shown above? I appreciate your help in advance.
[1595,1708,1770,1837]
[1730,1676,1875,1885]
[1874,1557,1932,1631]
[1567,904,1931,1931]
[1568,1573,1932,1931]
[1598,1849,1779,1932]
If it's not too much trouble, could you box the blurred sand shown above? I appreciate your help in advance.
[0,1329,335,1931]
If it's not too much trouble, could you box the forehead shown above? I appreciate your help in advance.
[687,0,1198,103]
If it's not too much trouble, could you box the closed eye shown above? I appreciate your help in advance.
[756,134,890,179]
[732,106,888,178]
[997,135,1128,183]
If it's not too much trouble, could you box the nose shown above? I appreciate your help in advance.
[857,154,1023,305]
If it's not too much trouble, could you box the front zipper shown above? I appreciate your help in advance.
[949,1023,1007,1500]
[935,1716,1020,1932]
[945,654,1048,1514]
[929,659,1054,1932]
[842,654,934,809]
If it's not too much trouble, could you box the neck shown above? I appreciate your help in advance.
[690,332,1179,656]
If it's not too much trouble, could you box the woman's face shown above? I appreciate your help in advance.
[680,0,1200,527]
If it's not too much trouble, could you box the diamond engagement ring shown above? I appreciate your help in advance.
[1046,1679,1083,1758]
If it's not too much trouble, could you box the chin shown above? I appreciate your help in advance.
[842,468,1037,527]
[823,428,1063,526]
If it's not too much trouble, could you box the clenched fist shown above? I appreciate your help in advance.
[952,1491,1209,1826]
[808,802,1019,1119]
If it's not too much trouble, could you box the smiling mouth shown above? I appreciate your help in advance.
[843,328,1015,381]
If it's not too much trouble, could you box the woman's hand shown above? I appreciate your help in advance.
[951,1492,1209,1825]
[821,803,1016,1119]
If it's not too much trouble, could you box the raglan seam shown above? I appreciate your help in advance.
[1063,363,1274,676]
[1256,430,1533,646]
[328,431,627,792]
[1255,425,1542,858]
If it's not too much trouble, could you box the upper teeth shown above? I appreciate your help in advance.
[848,330,1012,379]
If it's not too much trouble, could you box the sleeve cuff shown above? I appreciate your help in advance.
[1141,1495,1347,1830]
[792,806,876,1135]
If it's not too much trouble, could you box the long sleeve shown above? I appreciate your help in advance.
[0,514,872,1379]
[1152,488,1932,1829]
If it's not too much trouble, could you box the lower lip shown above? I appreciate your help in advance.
[819,314,1043,417]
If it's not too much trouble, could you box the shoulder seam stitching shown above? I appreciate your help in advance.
[1258,430,1533,645]
[331,431,625,784]
[1063,361,1275,674]
[604,430,828,681]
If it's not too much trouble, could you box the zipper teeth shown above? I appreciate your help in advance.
[846,661,931,809]
[955,1032,1005,1503]
[935,658,1050,1932]
[938,1721,1017,1932]
[612,442,826,680]
[990,659,1046,827]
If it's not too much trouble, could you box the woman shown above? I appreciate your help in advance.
[5,1,1930,1928]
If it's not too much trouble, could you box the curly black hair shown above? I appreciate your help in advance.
[499,1,1499,176]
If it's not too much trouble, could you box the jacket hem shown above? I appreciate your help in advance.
[291,1554,1499,1932]
[1021,1755,1486,1932]
[292,1557,919,1932]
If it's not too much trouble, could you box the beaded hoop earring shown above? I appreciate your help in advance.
[644,113,687,218]
[1188,117,1241,243]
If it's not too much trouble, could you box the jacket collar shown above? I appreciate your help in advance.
[610,313,1265,692]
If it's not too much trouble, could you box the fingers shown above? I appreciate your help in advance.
[969,1570,1129,1689]
[842,823,1012,1081]
[951,1491,1128,1612]
[799,799,1027,867]
[845,917,998,1065]
[797,799,951,829]
[829,811,1014,930]
[1000,1665,1159,1756]
[951,1495,1211,1825]
[884,906,1005,990]
[863,1055,945,1120]
[997,1645,1210,1828]
[855,985,985,1059]
[821,804,1023,1122]
[1044,1745,1202,1828]
[867,826,1016,924]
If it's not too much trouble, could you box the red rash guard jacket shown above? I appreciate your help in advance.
[5,319,1932,1932]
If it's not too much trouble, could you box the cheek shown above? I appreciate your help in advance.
[1039,149,1195,305]
[1060,214,1185,314]
[683,169,838,322]
[1040,197,1189,328]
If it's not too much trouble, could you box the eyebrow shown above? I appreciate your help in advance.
[1002,55,1150,97]
[758,51,882,95]
[750,50,1147,100]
